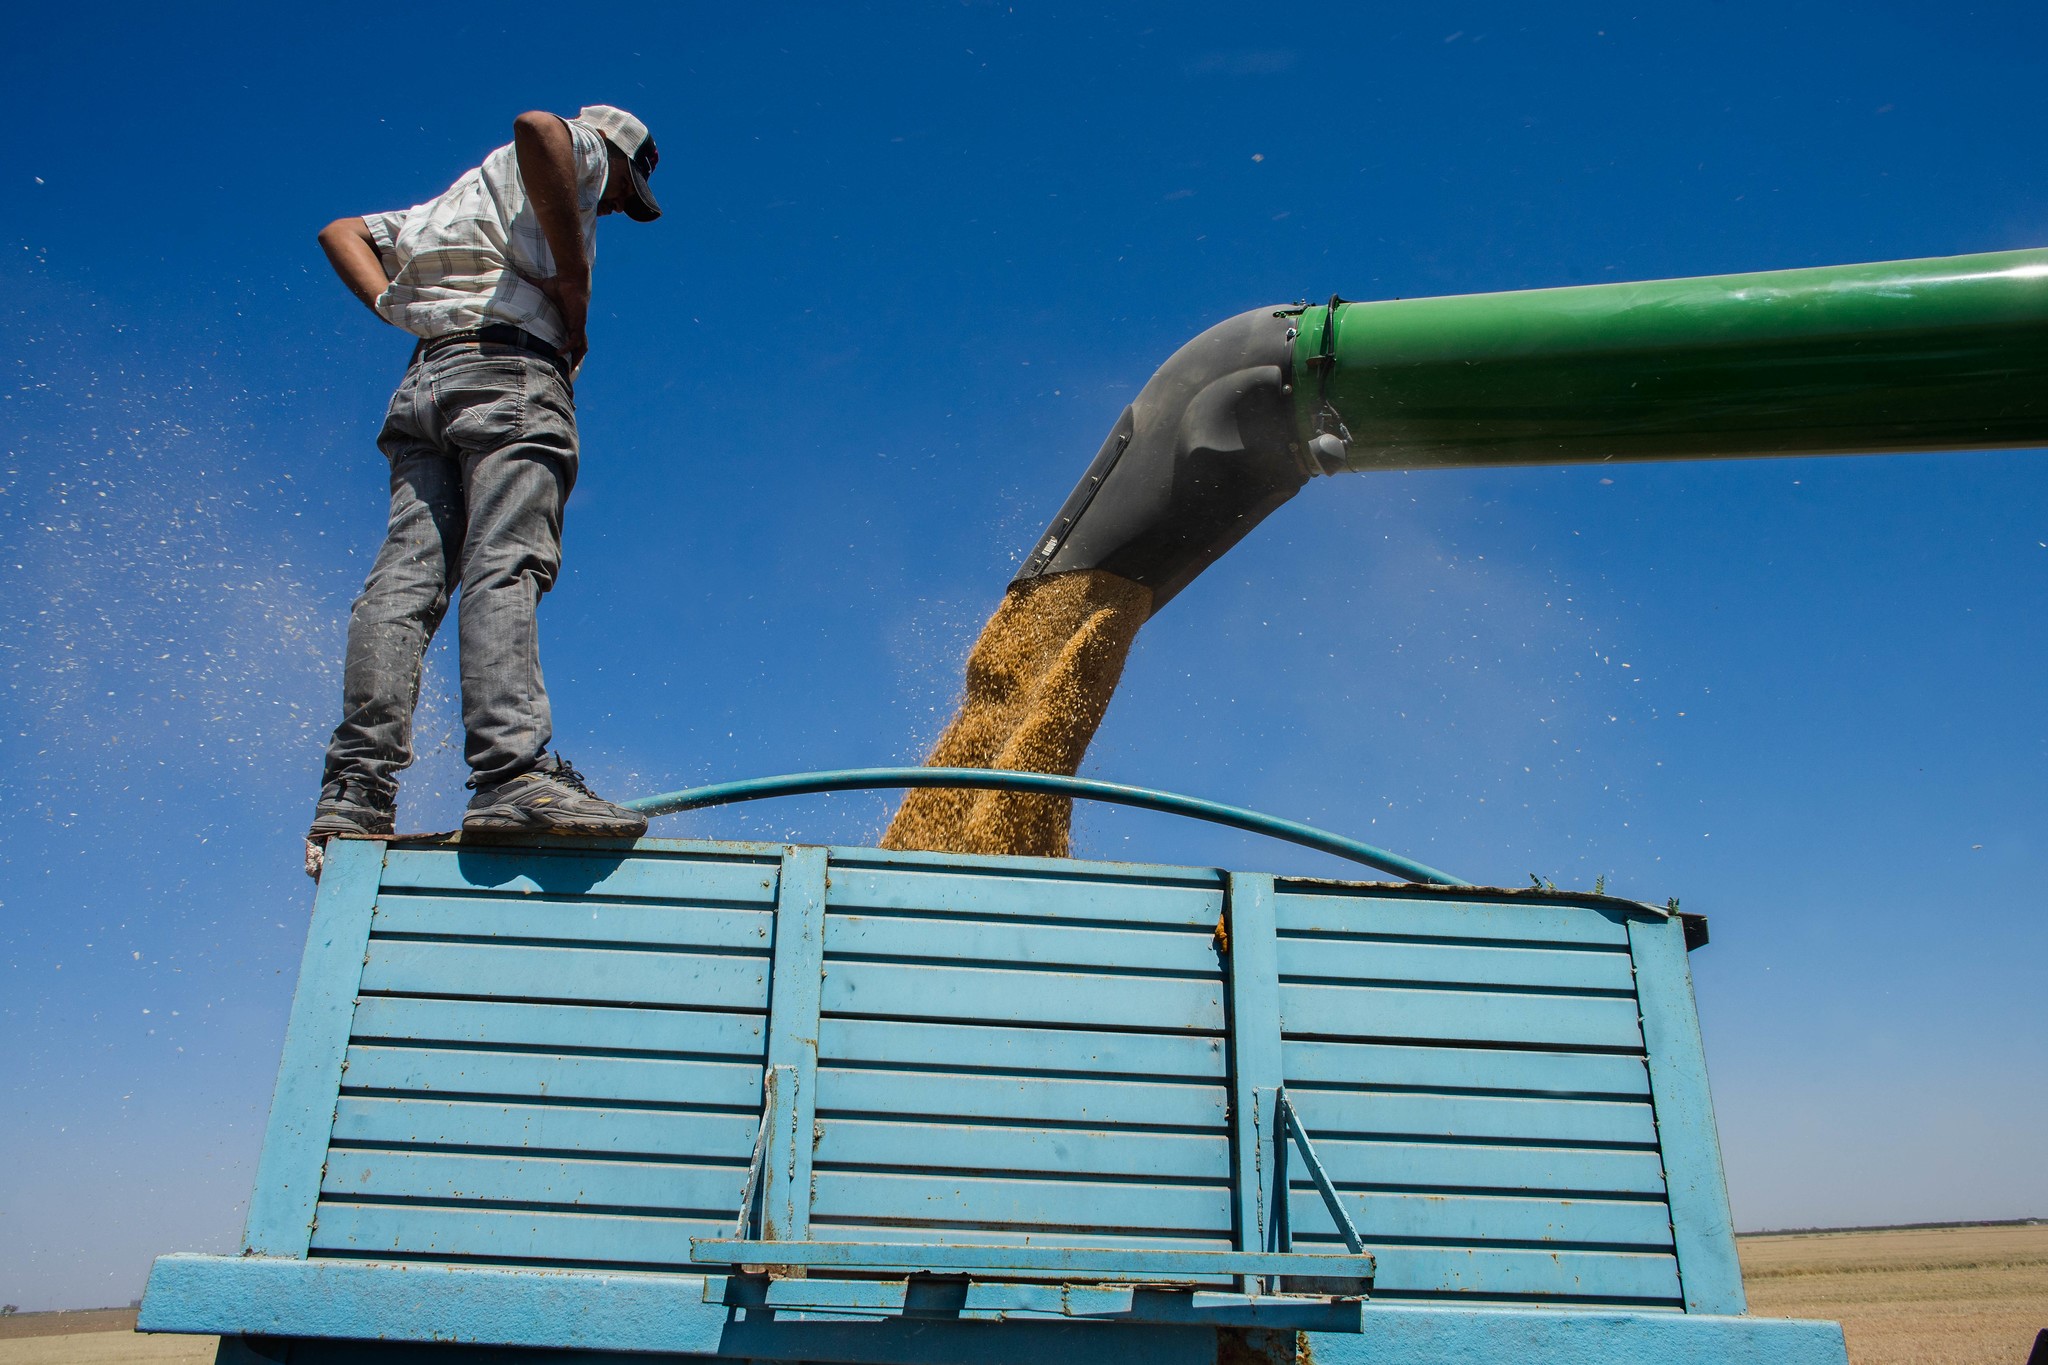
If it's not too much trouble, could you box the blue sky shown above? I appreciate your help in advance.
[3,0,2043,1312]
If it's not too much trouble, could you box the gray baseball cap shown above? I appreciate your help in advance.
[573,105,661,222]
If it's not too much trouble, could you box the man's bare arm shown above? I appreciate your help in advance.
[512,110,592,368]
[318,217,390,315]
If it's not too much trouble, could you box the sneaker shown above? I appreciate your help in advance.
[309,777,397,841]
[463,753,649,838]
[307,777,396,878]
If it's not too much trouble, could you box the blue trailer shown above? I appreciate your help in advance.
[139,772,1848,1364]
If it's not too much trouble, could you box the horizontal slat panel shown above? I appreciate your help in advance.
[322,1149,743,1215]
[1281,982,1643,1049]
[1286,1189,1674,1249]
[1308,1242,1680,1303]
[1309,1137,1668,1196]
[1275,937,1634,993]
[1274,892,1632,946]
[809,1171,1232,1237]
[309,1202,718,1266]
[826,866,1223,927]
[817,1067,1226,1130]
[342,1046,761,1109]
[333,1097,760,1159]
[826,913,1220,977]
[360,941,769,1011]
[381,848,779,904]
[821,1017,1224,1081]
[371,896,773,951]
[793,1221,1241,1287]
[824,961,1223,1031]
[350,998,767,1060]
[803,1220,1227,1255]
[1285,1039,1650,1097]
[1285,1088,1658,1146]
[815,1118,1230,1180]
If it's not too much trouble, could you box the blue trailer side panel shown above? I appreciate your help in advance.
[141,832,1844,1364]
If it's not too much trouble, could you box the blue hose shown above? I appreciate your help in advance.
[626,767,1469,887]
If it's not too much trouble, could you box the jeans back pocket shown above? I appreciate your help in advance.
[433,354,529,452]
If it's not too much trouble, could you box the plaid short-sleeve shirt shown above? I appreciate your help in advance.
[365,117,610,347]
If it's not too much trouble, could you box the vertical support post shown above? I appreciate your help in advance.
[1222,872,1285,1292]
[1629,914,1747,1315]
[243,837,385,1256]
[761,845,828,1244]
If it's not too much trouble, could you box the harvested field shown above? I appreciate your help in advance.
[0,1312,209,1365]
[1740,1222,2048,1365]
[0,1314,139,1342]
[0,1339,212,1365]
[882,568,1150,857]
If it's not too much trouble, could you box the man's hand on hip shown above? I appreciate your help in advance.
[531,272,591,372]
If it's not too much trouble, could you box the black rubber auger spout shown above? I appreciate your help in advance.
[1011,306,1329,611]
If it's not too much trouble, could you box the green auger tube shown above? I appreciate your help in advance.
[1292,248,2048,470]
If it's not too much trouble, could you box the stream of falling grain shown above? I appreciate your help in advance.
[881,569,1151,857]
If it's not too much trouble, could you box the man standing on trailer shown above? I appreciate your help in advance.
[306,106,660,875]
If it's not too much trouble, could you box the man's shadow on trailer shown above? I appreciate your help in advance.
[452,833,641,897]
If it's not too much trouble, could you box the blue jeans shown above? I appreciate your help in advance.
[320,342,579,801]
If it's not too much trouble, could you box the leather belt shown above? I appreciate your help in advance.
[416,325,568,375]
